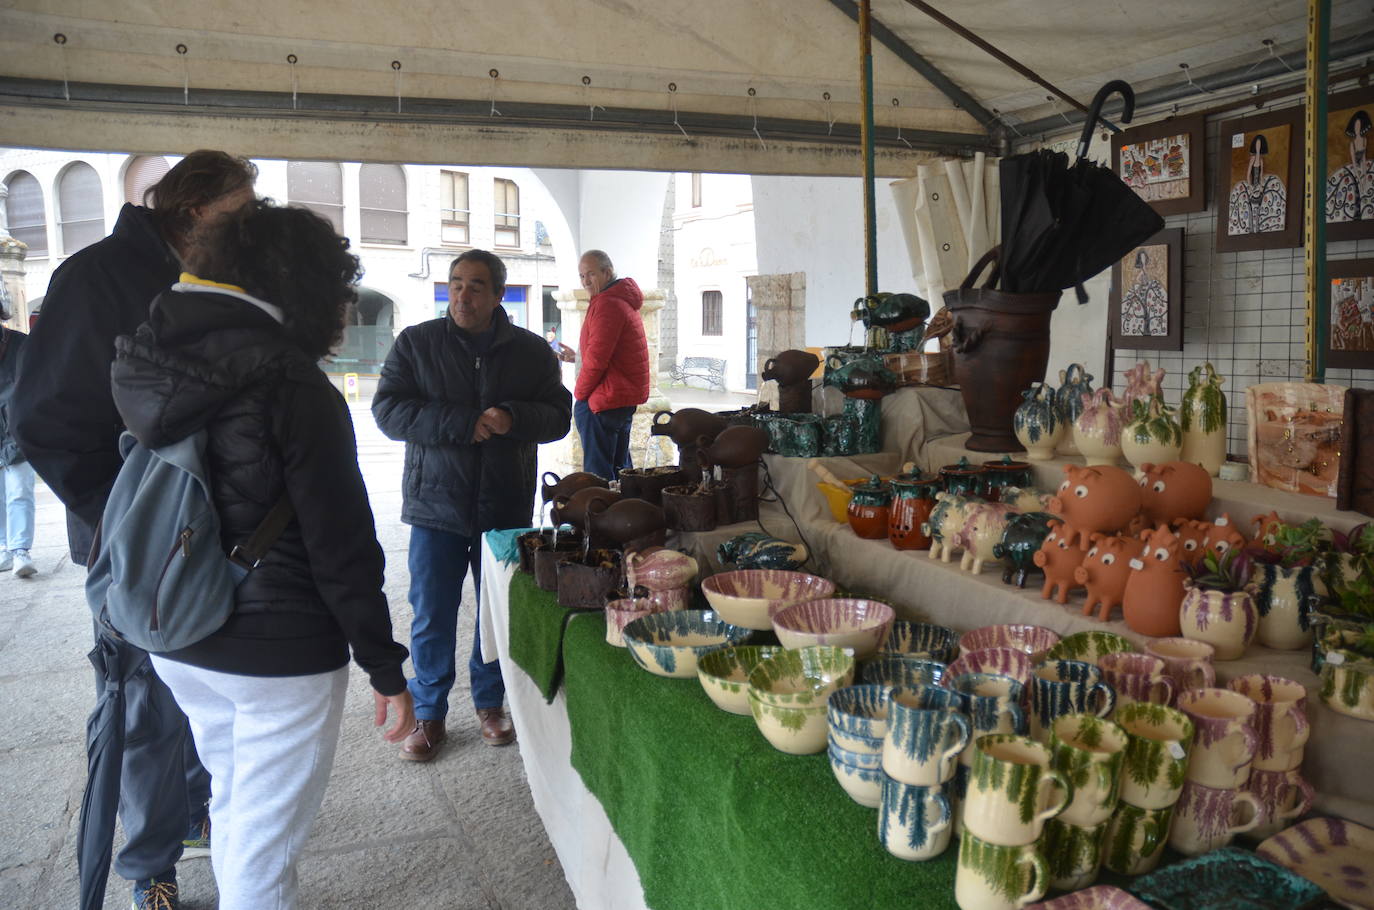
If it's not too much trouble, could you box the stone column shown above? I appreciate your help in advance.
[747,272,807,409]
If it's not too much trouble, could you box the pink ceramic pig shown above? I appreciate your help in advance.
[925,492,978,564]
[1048,464,1144,549]
[1137,461,1213,527]
[1034,520,1087,604]
[1122,524,1186,637]
[1074,533,1142,622]
[956,502,1018,574]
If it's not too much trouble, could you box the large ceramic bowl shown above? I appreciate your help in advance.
[1042,630,1138,666]
[827,683,893,752]
[621,610,753,679]
[771,598,895,659]
[828,741,884,807]
[943,647,1034,691]
[859,655,947,688]
[604,590,687,648]
[747,646,855,708]
[960,624,1061,662]
[700,569,836,631]
[878,620,960,663]
[696,645,783,715]
[749,692,829,755]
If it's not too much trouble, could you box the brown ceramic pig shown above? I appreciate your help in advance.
[1137,461,1213,527]
[1048,464,1144,549]
[1203,513,1248,559]
[1121,524,1186,637]
[1034,520,1087,604]
[1074,533,1141,622]
[1172,518,1211,563]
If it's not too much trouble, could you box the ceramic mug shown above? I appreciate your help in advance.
[963,734,1069,847]
[955,828,1048,910]
[1177,688,1260,789]
[881,685,971,786]
[1040,815,1110,892]
[1101,802,1173,876]
[1244,768,1315,841]
[1167,779,1261,856]
[1098,652,1175,710]
[1029,660,1117,742]
[948,672,1028,766]
[1048,713,1128,827]
[878,773,954,861]
[1144,637,1217,696]
[1226,674,1310,771]
[1115,702,1195,810]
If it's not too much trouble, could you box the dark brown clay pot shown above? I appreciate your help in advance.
[718,464,760,524]
[761,349,821,386]
[944,249,1061,452]
[554,487,622,530]
[556,550,623,610]
[650,408,728,447]
[587,498,667,546]
[532,532,583,591]
[776,381,813,415]
[540,470,608,504]
[618,466,687,506]
[698,425,770,469]
[662,484,718,532]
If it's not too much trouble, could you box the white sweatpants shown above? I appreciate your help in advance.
[151,657,349,910]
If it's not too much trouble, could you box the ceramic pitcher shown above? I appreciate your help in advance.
[1071,389,1125,466]
[1179,579,1259,661]
[1179,363,1228,476]
[1121,397,1182,470]
[1013,382,1063,462]
[1252,564,1324,651]
[1054,363,1094,456]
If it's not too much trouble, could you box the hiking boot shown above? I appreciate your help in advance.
[12,550,35,578]
[400,719,445,762]
[477,707,515,746]
[180,811,211,860]
[132,869,178,909]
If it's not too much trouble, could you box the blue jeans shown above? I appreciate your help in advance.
[1,460,35,552]
[406,525,505,720]
[574,399,635,481]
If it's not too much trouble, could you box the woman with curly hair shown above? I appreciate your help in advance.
[109,200,414,910]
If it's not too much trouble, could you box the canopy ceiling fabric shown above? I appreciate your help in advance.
[0,0,1369,174]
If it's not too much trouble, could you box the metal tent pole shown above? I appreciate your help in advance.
[1304,0,1330,382]
[859,0,878,298]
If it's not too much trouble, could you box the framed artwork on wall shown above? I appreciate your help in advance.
[1109,227,1183,352]
[1324,87,1374,244]
[1215,106,1305,253]
[1327,259,1374,370]
[1111,114,1206,215]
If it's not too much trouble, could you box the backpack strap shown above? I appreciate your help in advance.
[229,494,295,570]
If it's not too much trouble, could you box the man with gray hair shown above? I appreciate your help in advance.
[574,250,649,480]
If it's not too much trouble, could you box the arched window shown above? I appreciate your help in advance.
[287,161,344,234]
[3,171,47,256]
[124,155,170,206]
[58,162,105,255]
[359,164,407,245]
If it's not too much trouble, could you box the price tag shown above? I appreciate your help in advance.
[1325,651,1346,666]
[1232,133,1246,148]
[1129,558,1145,571]
[1168,742,1187,760]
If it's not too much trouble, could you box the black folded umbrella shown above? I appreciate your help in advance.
[78,632,138,910]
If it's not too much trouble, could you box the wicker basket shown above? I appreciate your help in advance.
[883,308,954,386]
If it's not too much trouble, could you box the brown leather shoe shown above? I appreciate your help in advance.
[476,707,515,746]
[400,719,445,762]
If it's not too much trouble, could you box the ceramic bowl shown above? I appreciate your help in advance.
[771,597,895,659]
[829,735,884,770]
[943,647,1034,691]
[747,646,856,708]
[748,691,829,754]
[1128,845,1325,910]
[700,569,837,631]
[960,624,1061,662]
[828,744,885,807]
[621,610,753,679]
[859,655,947,688]
[603,590,686,648]
[1042,631,1138,666]
[878,620,960,663]
[696,645,783,715]
[827,684,893,752]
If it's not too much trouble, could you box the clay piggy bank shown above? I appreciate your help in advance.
[924,492,977,563]
[1172,519,1211,563]
[1250,511,1286,551]
[1138,461,1213,526]
[1034,520,1088,604]
[1000,486,1055,514]
[1121,524,1186,637]
[1048,464,1143,549]
[1075,533,1142,622]
[1203,513,1248,559]
[956,502,1018,574]
[995,511,1056,587]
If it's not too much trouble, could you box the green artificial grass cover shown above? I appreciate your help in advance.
[508,570,580,702]
[560,609,960,910]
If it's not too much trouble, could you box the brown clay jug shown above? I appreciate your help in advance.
[541,470,609,504]
[698,425,770,469]
[761,350,821,386]
[587,497,667,545]
[554,486,622,528]
[650,408,728,447]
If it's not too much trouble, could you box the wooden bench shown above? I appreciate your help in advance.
[669,356,726,391]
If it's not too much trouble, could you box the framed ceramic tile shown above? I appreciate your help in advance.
[1327,258,1374,370]
[1215,106,1305,253]
[1324,86,1374,244]
[1109,228,1183,352]
[1112,114,1206,215]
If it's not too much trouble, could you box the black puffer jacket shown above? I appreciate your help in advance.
[373,307,571,537]
[111,285,407,695]
[0,328,29,468]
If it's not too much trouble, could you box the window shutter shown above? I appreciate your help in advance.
[58,162,105,255]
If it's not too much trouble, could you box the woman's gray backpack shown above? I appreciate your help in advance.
[85,430,292,652]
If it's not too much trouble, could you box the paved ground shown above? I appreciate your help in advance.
[0,383,755,909]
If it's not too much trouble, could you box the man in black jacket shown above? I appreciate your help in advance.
[374,249,571,759]
[10,151,256,910]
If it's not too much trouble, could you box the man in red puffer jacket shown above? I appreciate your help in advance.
[574,250,650,480]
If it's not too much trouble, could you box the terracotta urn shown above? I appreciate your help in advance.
[1179,580,1259,661]
[1137,461,1213,527]
[650,407,728,447]
[553,486,622,529]
[540,470,609,504]
[888,475,941,550]
[1121,398,1183,470]
[847,475,892,540]
[1121,524,1186,637]
[1014,382,1064,461]
[1251,564,1323,651]
[697,425,770,469]
[1053,363,1095,455]
[1071,389,1126,466]
[1179,363,1228,477]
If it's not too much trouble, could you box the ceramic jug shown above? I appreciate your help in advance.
[1121,397,1183,470]
[1071,389,1125,466]
[540,470,609,504]
[1014,382,1063,461]
[697,425,770,469]
[760,349,820,386]
[1252,564,1324,651]
[1121,360,1166,420]
[1179,579,1259,660]
[586,498,666,547]
[1179,363,1228,476]
[650,407,727,447]
[1054,363,1094,455]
